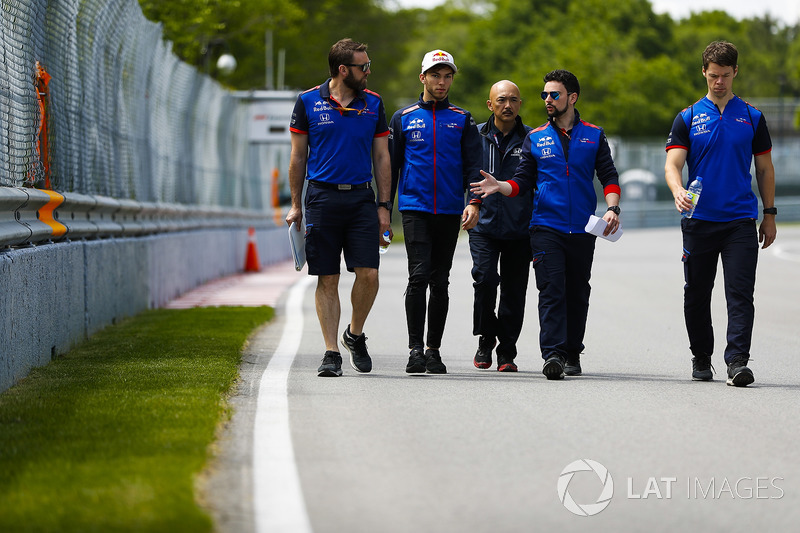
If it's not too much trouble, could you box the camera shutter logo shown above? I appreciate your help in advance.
[557,459,614,517]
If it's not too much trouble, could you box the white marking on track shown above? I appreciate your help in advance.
[253,275,314,533]
[772,245,800,262]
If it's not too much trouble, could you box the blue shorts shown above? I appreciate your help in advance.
[304,182,379,275]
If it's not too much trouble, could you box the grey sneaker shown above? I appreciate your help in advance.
[726,356,754,387]
[564,354,582,376]
[692,355,714,381]
[425,348,447,374]
[318,351,343,377]
[542,353,565,380]
[406,348,427,374]
[341,325,372,373]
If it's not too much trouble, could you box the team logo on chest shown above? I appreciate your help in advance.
[407,118,426,129]
[691,112,710,127]
[536,135,555,148]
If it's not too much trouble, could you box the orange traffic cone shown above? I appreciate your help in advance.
[244,226,261,272]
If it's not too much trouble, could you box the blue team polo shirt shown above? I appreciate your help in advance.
[665,95,772,222]
[290,79,389,185]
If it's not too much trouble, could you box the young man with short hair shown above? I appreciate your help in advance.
[389,49,483,374]
[664,40,777,387]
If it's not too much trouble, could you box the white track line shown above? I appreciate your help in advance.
[253,275,314,533]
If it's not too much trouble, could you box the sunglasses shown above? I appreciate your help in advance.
[540,91,563,101]
[344,61,371,73]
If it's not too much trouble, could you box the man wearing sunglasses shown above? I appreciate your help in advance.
[470,69,621,380]
[287,38,392,377]
[388,49,483,375]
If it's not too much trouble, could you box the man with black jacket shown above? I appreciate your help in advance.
[470,80,533,372]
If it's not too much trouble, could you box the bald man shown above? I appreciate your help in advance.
[469,81,533,372]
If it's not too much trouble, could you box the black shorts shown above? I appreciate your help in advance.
[304,182,379,275]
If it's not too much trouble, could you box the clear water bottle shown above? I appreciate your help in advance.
[379,230,391,254]
[683,177,703,218]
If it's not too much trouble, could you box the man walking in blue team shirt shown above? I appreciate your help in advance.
[471,69,621,380]
[665,40,777,387]
[287,38,393,377]
[389,49,483,375]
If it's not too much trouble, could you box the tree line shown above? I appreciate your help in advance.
[139,0,800,137]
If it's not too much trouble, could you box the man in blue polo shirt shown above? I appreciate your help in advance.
[665,40,777,387]
[287,38,392,377]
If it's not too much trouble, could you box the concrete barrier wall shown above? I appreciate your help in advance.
[0,225,289,393]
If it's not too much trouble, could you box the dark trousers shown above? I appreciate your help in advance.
[468,232,531,360]
[402,211,461,350]
[681,218,758,364]
[530,226,595,359]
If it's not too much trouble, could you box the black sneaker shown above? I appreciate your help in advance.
[497,360,518,372]
[318,351,343,377]
[406,348,427,374]
[691,355,714,381]
[542,353,565,380]
[726,356,754,387]
[425,349,447,374]
[473,336,495,369]
[341,325,372,373]
[564,354,582,376]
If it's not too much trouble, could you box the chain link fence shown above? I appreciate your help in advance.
[1,0,262,208]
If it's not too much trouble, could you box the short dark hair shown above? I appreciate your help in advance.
[543,69,580,98]
[702,41,738,69]
[328,38,368,78]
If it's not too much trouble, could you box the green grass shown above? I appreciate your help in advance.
[0,306,273,533]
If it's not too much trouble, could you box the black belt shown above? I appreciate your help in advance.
[309,180,371,191]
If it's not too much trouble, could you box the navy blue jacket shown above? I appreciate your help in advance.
[509,111,620,234]
[471,115,533,239]
[389,95,482,215]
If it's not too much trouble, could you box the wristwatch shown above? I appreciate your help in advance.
[607,206,621,215]
[378,201,393,211]
[763,207,777,215]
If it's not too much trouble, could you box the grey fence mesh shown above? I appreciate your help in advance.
[1,0,263,208]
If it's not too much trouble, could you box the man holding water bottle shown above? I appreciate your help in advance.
[664,40,777,387]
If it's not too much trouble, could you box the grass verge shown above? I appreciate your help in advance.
[0,306,273,533]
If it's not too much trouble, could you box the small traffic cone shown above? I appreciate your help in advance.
[244,226,261,272]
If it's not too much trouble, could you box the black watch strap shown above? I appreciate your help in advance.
[378,201,393,211]
[763,207,777,215]
[607,205,621,215]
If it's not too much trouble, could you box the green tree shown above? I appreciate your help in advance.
[138,0,303,87]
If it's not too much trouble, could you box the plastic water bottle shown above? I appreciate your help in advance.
[379,230,391,254]
[683,177,703,218]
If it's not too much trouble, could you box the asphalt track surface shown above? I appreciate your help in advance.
[206,224,800,533]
